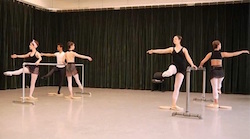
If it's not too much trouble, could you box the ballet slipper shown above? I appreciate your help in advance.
[28,96,38,100]
[218,89,222,94]
[65,95,74,99]
[56,93,64,97]
[3,72,12,76]
[206,103,219,108]
[170,105,184,111]
[79,86,83,90]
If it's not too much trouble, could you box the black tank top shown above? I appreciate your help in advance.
[211,50,222,59]
[172,47,186,73]
[172,47,185,65]
[26,52,38,63]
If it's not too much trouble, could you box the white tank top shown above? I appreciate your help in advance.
[54,52,65,68]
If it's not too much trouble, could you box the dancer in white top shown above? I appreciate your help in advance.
[65,41,92,98]
[41,43,66,94]
[3,39,42,100]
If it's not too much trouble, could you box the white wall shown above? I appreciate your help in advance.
[17,0,244,11]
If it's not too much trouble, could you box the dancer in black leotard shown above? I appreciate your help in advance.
[199,40,249,108]
[147,35,197,111]
[3,39,42,100]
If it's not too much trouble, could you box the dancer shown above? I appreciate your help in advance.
[199,40,249,108]
[147,35,197,111]
[65,41,92,98]
[41,43,66,95]
[3,39,42,100]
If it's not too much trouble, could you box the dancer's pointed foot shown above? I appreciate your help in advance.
[4,72,12,76]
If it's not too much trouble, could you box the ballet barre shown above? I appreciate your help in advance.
[12,62,91,105]
[193,67,213,102]
[172,66,205,119]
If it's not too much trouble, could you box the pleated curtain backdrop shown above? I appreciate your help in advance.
[0,0,249,94]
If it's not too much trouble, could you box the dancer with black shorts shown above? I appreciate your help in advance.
[199,40,249,108]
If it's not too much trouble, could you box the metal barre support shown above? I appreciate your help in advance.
[172,66,204,119]
[193,67,213,102]
[12,62,90,105]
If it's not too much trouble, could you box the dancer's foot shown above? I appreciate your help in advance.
[218,89,222,94]
[170,105,184,111]
[79,86,83,90]
[3,72,12,76]
[65,95,74,99]
[206,103,219,108]
[28,96,38,100]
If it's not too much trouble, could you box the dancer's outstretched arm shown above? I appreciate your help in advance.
[183,48,197,69]
[74,52,92,61]
[41,53,55,57]
[221,50,249,58]
[11,52,30,59]
[199,52,212,67]
[147,47,173,54]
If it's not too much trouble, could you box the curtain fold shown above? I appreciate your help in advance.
[1,0,249,94]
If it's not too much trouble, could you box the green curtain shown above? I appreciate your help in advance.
[1,0,249,94]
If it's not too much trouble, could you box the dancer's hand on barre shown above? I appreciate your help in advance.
[191,64,198,70]
[11,54,18,59]
[35,61,40,66]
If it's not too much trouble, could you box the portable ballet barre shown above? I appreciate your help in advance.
[12,62,91,105]
[172,67,205,119]
[193,67,213,102]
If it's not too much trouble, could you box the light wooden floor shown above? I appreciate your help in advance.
[0,87,249,139]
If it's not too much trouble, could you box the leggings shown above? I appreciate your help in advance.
[42,67,66,94]
[210,77,224,99]
[162,65,184,103]
[6,67,38,97]
[67,74,83,96]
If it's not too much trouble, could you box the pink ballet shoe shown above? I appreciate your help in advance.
[218,89,222,94]
[28,96,38,100]
[206,103,219,108]
[170,105,184,111]
[4,72,12,76]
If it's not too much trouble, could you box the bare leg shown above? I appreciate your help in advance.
[171,73,184,110]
